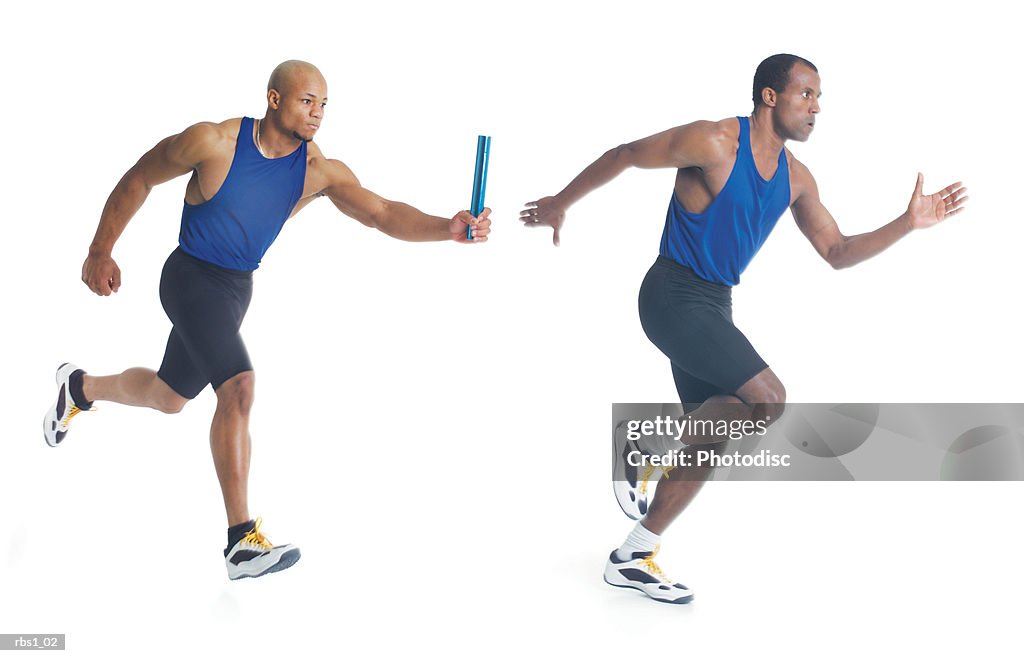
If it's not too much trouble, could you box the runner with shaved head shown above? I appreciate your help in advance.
[44,60,491,580]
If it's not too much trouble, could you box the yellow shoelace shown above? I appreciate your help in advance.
[638,464,673,496]
[240,517,273,550]
[638,545,672,583]
[62,405,87,427]
[638,464,656,496]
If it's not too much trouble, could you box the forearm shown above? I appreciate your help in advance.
[553,146,632,209]
[373,199,452,242]
[89,170,152,255]
[829,212,913,269]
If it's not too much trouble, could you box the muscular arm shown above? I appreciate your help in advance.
[319,158,487,242]
[557,122,715,207]
[791,159,967,270]
[791,162,911,269]
[521,121,722,245]
[84,123,220,294]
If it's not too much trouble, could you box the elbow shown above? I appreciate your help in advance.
[825,238,850,270]
[122,167,154,195]
[367,200,396,234]
[606,144,633,168]
[364,199,386,231]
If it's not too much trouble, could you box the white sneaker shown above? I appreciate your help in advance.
[603,545,693,604]
[225,518,301,580]
[612,420,665,520]
[43,363,93,447]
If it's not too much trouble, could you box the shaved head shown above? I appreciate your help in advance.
[263,60,327,145]
[267,60,325,95]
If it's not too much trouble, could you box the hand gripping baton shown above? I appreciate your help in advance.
[468,135,491,240]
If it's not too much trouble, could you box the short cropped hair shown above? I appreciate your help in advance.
[752,54,818,109]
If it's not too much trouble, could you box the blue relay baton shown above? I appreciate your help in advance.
[468,135,491,240]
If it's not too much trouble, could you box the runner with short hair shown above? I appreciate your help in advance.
[521,53,966,603]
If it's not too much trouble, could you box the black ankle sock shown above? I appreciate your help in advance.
[68,370,94,409]
[225,520,256,557]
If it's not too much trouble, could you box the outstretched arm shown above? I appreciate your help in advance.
[83,122,220,295]
[320,158,490,243]
[791,161,968,269]
[519,121,720,246]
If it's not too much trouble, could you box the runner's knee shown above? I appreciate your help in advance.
[738,373,786,420]
[215,371,255,415]
[763,380,786,406]
[157,394,188,414]
[150,374,189,414]
[758,382,786,421]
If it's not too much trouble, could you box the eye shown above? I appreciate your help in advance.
[302,99,311,104]
[802,91,811,99]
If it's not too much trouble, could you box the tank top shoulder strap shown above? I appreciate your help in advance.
[735,116,752,168]
[236,117,255,157]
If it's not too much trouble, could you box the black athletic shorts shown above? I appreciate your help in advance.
[638,256,768,410]
[156,247,254,399]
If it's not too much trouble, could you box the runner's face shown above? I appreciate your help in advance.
[774,63,821,142]
[277,72,327,142]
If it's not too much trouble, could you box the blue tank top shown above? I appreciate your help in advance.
[178,117,307,271]
[658,116,790,286]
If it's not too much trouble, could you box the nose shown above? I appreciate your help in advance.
[811,98,821,114]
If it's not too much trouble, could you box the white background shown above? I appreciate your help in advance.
[2,0,1021,660]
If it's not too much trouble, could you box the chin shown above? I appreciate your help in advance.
[292,130,315,143]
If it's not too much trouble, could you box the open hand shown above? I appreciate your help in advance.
[906,174,968,230]
[519,196,566,246]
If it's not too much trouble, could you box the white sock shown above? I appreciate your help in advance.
[615,522,661,562]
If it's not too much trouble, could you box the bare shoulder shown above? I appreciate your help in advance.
[304,141,358,193]
[784,147,817,199]
[680,117,741,163]
[306,139,326,160]
[702,117,741,145]
[784,147,807,175]
[167,118,241,162]
[180,118,240,144]
[706,117,742,142]
[673,117,737,136]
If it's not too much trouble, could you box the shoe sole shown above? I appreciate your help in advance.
[603,576,694,604]
[229,548,301,580]
[612,420,645,520]
[43,363,74,448]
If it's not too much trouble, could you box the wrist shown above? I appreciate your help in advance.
[446,214,463,241]
[88,245,113,258]
[901,211,916,234]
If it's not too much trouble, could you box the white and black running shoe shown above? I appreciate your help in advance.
[43,363,93,447]
[612,420,665,520]
[603,545,693,604]
[225,518,301,580]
